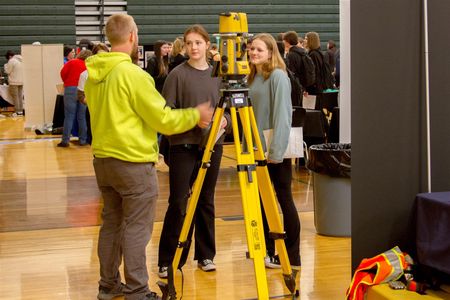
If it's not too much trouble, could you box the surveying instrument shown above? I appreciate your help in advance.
[157,12,299,300]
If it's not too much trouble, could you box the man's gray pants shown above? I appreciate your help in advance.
[94,157,158,300]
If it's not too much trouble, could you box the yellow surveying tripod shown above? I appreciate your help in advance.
[157,87,299,300]
[157,12,299,300]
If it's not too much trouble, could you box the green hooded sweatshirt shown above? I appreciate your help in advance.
[85,52,199,163]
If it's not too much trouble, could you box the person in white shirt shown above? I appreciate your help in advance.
[77,43,109,144]
[4,50,24,115]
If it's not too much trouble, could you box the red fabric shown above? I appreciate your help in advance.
[60,58,86,87]
[407,280,417,292]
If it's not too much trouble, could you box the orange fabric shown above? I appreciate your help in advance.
[346,247,408,300]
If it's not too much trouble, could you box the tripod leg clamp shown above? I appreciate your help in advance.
[177,240,191,249]
[256,159,267,167]
[268,231,286,240]
[201,161,211,169]
[237,164,257,182]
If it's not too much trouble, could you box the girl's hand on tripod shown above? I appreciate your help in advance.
[220,117,227,128]
[267,159,282,164]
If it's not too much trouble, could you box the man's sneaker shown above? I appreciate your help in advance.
[57,142,69,148]
[97,283,124,300]
[145,291,162,300]
[197,259,216,272]
[265,255,282,269]
[158,266,168,278]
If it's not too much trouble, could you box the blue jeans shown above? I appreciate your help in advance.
[62,86,87,144]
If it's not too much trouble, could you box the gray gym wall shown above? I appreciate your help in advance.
[1,1,339,67]
[351,0,450,270]
[128,0,340,47]
[428,0,450,192]
[0,0,76,66]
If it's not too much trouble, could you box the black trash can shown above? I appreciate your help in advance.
[307,143,351,237]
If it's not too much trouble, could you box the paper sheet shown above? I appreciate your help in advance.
[302,94,316,109]
[263,128,304,159]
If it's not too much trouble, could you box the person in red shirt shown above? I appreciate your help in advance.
[58,49,92,147]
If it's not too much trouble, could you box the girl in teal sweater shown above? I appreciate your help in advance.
[248,33,301,268]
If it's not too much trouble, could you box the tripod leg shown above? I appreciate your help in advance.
[248,106,299,295]
[160,106,226,300]
[162,93,296,299]
[231,106,269,299]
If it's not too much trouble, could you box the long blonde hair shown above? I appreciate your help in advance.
[247,33,286,85]
[171,37,184,57]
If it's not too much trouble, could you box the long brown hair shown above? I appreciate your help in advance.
[76,49,92,60]
[247,33,286,85]
[92,43,109,54]
[184,24,210,43]
[153,40,169,77]
[305,32,321,51]
[184,24,210,63]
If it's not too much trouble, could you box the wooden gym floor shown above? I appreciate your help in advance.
[0,114,350,300]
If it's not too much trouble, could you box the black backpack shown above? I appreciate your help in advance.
[323,60,336,90]
[296,51,316,88]
[316,50,335,91]
[287,69,303,107]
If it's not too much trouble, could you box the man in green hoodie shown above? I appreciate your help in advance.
[84,14,213,300]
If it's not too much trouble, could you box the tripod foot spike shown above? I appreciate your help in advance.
[157,281,169,300]
[157,280,177,300]
[283,269,299,294]
[289,286,300,299]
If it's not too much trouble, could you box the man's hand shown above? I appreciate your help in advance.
[196,101,213,128]
[77,90,86,104]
